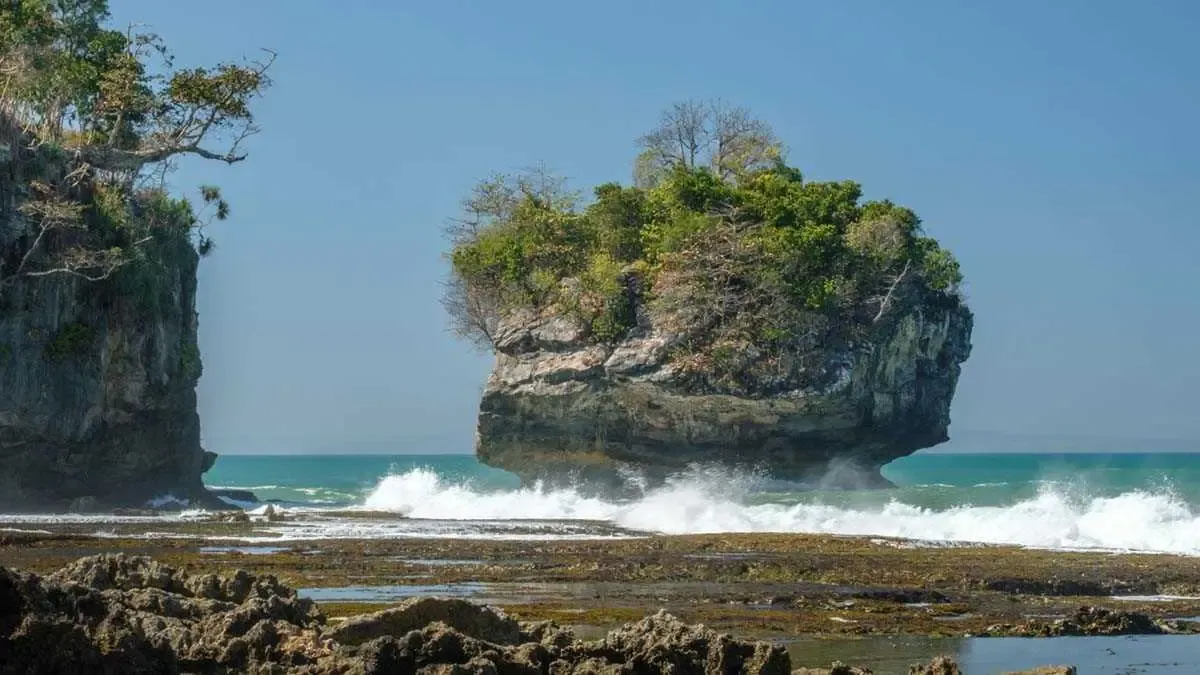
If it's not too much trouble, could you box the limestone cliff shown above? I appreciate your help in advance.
[476,278,972,489]
[0,141,214,511]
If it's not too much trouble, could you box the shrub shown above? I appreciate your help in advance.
[45,323,95,361]
[445,104,965,378]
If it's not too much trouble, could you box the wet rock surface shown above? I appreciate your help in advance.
[4,532,1199,641]
[0,553,330,674]
[0,554,1082,674]
[980,605,1172,637]
[327,597,524,647]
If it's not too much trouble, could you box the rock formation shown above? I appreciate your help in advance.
[0,553,789,674]
[0,137,216,511]
[451,106,975,491]
[0,554,1076,674]
[477,277,972,489]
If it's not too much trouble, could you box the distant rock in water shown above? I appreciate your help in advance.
[476,277,971,490]
[451,103,974,491]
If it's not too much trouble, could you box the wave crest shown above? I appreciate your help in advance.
[360,467,1200,555]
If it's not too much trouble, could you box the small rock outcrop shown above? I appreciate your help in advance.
[327,597,524,646]
[982,605,1168,637]
[478,279,972,489]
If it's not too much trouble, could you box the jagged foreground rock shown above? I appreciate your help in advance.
[0,555,1072,674]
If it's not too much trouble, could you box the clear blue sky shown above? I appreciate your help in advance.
[111,0,1200,454]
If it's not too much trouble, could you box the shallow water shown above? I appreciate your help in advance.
[787,634,1200,674]
[297,582,486,602]
[199,545,288,555]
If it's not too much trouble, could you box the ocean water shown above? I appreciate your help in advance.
[191,451,1200,553]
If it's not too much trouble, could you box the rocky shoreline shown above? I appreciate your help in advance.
[4,527,1200,646]
[1,554,1077,674]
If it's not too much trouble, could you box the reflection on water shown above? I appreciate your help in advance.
[298,583,486,602]
[787,635,1200,675]
[199,545,289,555]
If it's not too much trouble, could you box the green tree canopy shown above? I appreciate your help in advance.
[445,101,964,394]
[0,0,271,292]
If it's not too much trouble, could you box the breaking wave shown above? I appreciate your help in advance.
[360,467,1200,555]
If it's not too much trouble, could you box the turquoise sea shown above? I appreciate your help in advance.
[201,451,1200,554]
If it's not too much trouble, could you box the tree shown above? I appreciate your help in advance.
[442,165,581,349]
[708,102,782,180]
[445,101,965,385]
[441,273,502,351]
[0,179,93,289]
[585,182,647,262]
[0,1,270,296]
[2,1,273,173]
[0,178,230,291]
[636,98,784,185]
[637,99,709,172]
[445,163,576,246]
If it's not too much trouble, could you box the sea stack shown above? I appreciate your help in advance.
[449,101,973,489]
[475,278,972,489]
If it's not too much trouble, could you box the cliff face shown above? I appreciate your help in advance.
[0,142,213,511]
[476,281,972,489]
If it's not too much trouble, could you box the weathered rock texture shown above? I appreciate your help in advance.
[477,279,972,489]
[0,136,213,510]
[0,554,1080,674]
[0,554,788,674]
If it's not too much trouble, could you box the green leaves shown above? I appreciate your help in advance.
[445,101,964,362]
[914,237,963,293]
[585,183,647,262]
[0,0,265,287]
[167,62,265,120]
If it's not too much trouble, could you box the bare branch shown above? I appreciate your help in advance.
[873,258,912,323]
[441,274,501,350]
[636,99,784,184]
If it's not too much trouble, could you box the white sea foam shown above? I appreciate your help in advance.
[355,467,1200,555]
[5,465,1200,553]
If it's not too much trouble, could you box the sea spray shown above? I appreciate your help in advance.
[8,453,1200,553]
[355,465,1200,554]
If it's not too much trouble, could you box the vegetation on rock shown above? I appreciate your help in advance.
[445,99,963,395]
[0,0,271,295]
